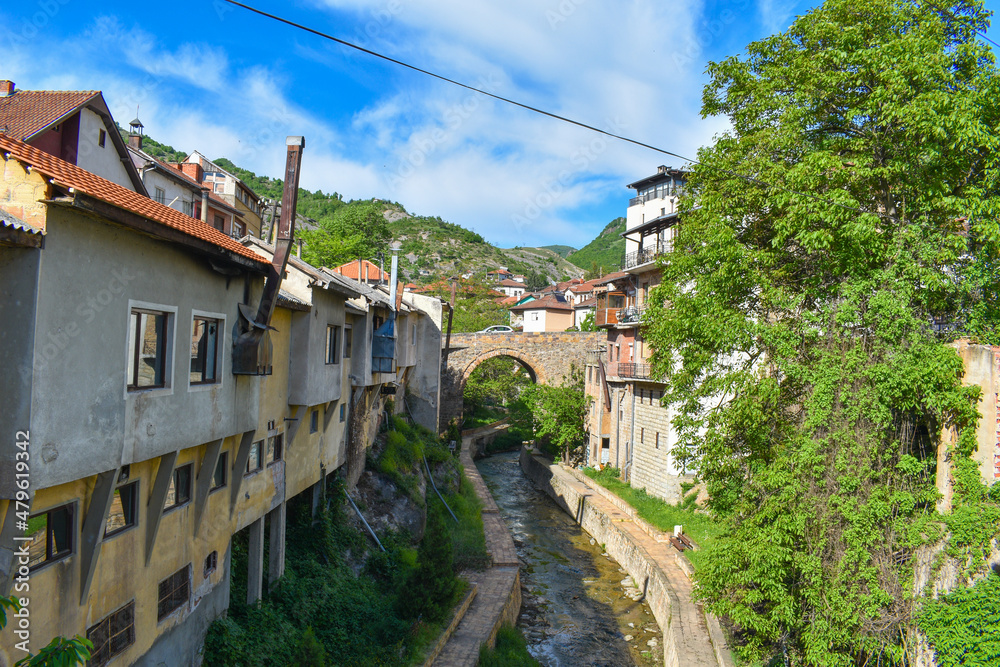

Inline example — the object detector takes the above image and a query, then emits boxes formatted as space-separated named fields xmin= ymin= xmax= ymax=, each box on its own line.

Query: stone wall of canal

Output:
xmin=520 ymin=447 xmax=733 ymax=667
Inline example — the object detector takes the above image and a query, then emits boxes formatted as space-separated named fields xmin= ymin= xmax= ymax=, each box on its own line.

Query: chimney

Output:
xmin=181 ymin=162 xmax=203 ymax=183
xmin=200 ymin=188 xmax=209 ymax=223
xmin=657 ymin=165 xmax=668 ymax=175
xmin=0 ymin=81 xmax=15 ymax=97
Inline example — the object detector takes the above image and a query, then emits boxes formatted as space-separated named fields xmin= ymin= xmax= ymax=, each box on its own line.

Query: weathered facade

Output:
xmin=0 ymin=129 xmax=444 ymax=666
xmin=584 ymin=166 xmax=693 ymax=502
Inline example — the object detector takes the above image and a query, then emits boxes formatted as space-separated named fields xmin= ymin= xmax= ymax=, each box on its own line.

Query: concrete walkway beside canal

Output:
xmin=430 ymin=439 xmax=521 ymax=666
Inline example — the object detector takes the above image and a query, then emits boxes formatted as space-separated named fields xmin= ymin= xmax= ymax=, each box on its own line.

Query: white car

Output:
xmin=478 ymin=325 xmax=514 ymax=333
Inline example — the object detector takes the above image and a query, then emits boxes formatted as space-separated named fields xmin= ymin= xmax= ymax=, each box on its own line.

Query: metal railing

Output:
xmin=616 ymin=362 xmax=651 ymax=379
xmin=627 ymin=187 xmax=684 ymax=207
xmin=617 ymin=306 xmax=644 ymax=325
xmin=622 ymin=241 xmax=670 ymax=270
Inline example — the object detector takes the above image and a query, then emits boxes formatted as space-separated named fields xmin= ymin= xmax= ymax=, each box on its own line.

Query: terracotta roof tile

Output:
xmin=0 ymin=133 xmax=268 ymax=265
xmin=331 ymin=259 xmax=388 ymax=281
xmin=0 ymin=90 xmax=100 ymax=141
xmin=510 ymin=294 xmax=574 ymax=312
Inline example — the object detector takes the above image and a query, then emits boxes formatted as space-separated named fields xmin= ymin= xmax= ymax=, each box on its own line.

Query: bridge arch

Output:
xmin=440 ymin=331 xmax=603 ymax=432
xmin=460 ymin=347 xmax=548 ymax=388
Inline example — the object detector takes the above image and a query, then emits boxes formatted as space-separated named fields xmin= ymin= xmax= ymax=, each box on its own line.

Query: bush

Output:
xmin=478 ymin=625 xmax=541 ymax=666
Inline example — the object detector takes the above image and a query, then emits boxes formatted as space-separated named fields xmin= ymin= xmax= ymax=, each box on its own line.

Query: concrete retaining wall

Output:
xmin=520 ymin=447 xmax=730 ymax=667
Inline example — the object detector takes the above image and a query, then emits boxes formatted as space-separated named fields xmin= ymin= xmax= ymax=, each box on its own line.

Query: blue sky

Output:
xmin=3 ymin=0 xmax=998 ymax=249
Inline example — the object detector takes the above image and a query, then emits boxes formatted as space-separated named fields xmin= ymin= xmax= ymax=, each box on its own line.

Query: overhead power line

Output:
xmin=221 ymin=0 xmax=986 ymax=220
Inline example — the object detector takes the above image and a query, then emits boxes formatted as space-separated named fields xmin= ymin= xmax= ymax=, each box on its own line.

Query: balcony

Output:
xmin=628 ymin=186 xmax=684 ymax=207
xmin=622 ymin=240 xmax=669 ymax=271
xmin=617 ymin=362 xmax=651 ymax=379
xmin=596 ymin=306 xmax=643 ymax=328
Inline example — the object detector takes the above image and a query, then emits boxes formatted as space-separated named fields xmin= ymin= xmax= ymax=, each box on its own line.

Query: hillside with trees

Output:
xmin=565 ymin=217 xmax=626 ymax=276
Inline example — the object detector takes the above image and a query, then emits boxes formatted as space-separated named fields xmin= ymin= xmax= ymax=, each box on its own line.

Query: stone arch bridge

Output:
xmin=440 ymin=331 xmax=603 ymax=429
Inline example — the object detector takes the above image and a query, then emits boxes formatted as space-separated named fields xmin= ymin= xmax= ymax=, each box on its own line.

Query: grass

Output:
xmin=463 ymin=405 xmax=507 ymax=430
xmin=478 ymin=625 xmax=542 ymax=667
xmin=583 ymin=467 xmax=721 ymax=572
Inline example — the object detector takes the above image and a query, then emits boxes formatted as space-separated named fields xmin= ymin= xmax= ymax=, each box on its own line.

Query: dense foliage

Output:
xmin=463 ymin=356 xmax=533 ymax=419
xmin=565 ymin=217 xmax=626 ymax=275
xmin=643 ymin=1 xmax=1000 ymax=664
xmin=917 ymin=572 xmax=1000 ymax=666
xmin=205 ymin=418 xmax=486 ymax=665
xmin=522 ymin=366 xmax=589 ymax=463
xmin=299 ymin=200 xmax=392 ymax=269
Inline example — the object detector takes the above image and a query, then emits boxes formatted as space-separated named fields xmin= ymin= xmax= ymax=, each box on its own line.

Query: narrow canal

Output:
xmin=476 ymin=450 xmax=662 ymax=667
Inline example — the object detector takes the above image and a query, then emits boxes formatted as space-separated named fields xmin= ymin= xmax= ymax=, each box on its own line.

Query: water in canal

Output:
xmin=476 ymin=451 xmax=662 ymax=667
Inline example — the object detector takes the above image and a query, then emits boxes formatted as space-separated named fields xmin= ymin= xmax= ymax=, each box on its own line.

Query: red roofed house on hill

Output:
xmin=0 ymin=80 xmax=146 ymax=193
xmin=331 ymin=258 xmax=389 ymax=285
xmin=509 ymin=293 xmax=575 ymax=333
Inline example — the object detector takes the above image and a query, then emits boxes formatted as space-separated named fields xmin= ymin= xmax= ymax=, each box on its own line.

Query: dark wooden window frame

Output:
xmin=87 ymin=599 xmax=135 ymax=666
xmin=26 ymin=503 xmax=74 ymax=571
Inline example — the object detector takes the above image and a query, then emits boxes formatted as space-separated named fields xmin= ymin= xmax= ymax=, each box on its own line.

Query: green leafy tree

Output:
xmin=301 ymin=201 xmax=391 ymax=268
xmin=525 ymin=366 xmax=589 ymax=463
xmin=0 ymin=596 xmax=92 ymax=666
xmin=524 ymin=271 xmax=549 ymax=291
xmin=643 ymin=1 xmax=1000 ymax=664
xmin=463 ymin=356 xmax=533 ymax=418
xmin=565 ymin=312 xmax=595 ymax=332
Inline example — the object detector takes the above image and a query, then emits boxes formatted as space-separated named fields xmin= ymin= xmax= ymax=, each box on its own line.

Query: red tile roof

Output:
xmin=331 ymin=259 xmax=388 ymax=281
xmin=510 ymin=294 xmax=574 ymax=312
xmin=0 ymin=90 xmax=100 ymax=141
xmin=0 ymin=133 xmax=268 ymax=264
xmin=498 ymin=279 xmax=525 ymax=287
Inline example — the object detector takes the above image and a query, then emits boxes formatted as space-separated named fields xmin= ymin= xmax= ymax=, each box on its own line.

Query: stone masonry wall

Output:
xmin=440 ymin=331 xmax=603 ymax=430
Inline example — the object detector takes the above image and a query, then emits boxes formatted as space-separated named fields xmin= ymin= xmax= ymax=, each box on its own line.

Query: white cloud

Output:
xmin=4 ymin=0 xmax=734 ymax=249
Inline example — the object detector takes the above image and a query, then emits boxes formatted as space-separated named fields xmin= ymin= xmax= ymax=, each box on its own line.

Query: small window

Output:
xmin=655 ymin=433 xmax=660 ymax=449
xmin=87 ymin=600 xmax=134 ymax=666
xmin=213 ymin=215 xmax=225 ymax=231
xmin=98 ymin=129 xmax=106 ymax=148
xmin=211 ymin=452 xmax=227 ymax=491
xmin=640 ymin=428 xmax=644 ymax=443
xmin=232 ymin=220 xmax=246 ymax=238
xmin=343 ymin=325 xmax=352 ymax=359
xmin=128 ymin=309 xmax=169 ymax=390
xmin=310 ymin=410 xmax=319 ymax=434
xmin=326 ymin=325 xmax=340 ymax=365
xmin=157 ymin=565 xmax=190 ymax=621
xmin=182 ymin=200 xmax=194 ymax=217
xmin=190 ymin=317 xmax=220 ymax=385
xmin=339 ymin=404 xmax=346 ymax=423
xmin=267 ymin=434 xmax=283 ymax=464
xmin=105 ymin=481 xmax=139 ymax=538
xmin=204 ymin=551 xmax=218 ymax=577
xmin=245 ymin=440 xmax=263 ymax=475
xmin=154 ymin=187 xmax=166 ymax=205
xmin=164 ymin=464 xmax=192 ymax=510
xmin=411 ymin=323 xmax=416 ymax=345
xmin=24 ymin=504 xmax=73 ymax=570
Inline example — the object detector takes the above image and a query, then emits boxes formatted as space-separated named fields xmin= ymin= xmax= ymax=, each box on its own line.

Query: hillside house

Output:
xmin=181 ymin=151 xmax=263 ymax=238
xmin=510 ymin=293 xmax=574 ymax=333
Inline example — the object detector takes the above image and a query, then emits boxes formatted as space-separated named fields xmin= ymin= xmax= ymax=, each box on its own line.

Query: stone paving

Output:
xmin=431 ymin=441 xmax=521 ymax=666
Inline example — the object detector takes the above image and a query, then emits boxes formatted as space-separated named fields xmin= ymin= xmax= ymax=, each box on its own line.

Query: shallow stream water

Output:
xmin=476 ymin=451 xmax=661 ymax=667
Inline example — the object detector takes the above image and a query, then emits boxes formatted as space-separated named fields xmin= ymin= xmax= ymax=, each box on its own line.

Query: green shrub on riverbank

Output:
xmin=478 ymin=625 xmax=542 ymax=667
xmin=583 ymin=467 xmax=720 ymax=571
xmin=205 ymin=417 xmax=489 ymax=665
